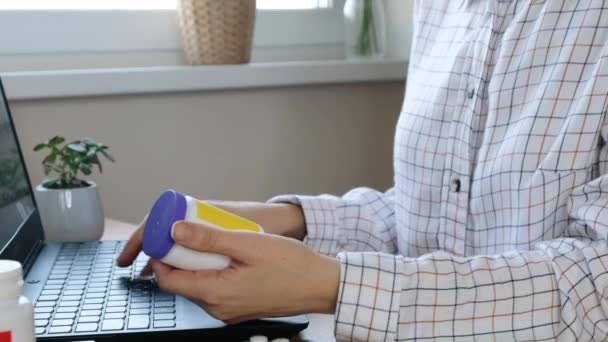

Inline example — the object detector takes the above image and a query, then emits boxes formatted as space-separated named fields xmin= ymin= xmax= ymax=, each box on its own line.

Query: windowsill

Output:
xmin=1 ymin=59 xmax=407 ymax=101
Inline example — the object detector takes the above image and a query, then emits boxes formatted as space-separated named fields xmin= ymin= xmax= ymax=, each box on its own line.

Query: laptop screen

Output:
xmin=0 ymin=79 xmax=43 ymax=266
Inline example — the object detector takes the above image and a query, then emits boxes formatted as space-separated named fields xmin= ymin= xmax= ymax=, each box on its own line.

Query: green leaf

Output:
xmin=42 ymin=178 xmax=60 ymax=188
xmin=42 ymin=153 xmax=57 ymax=165
xmin=67 ymin=143 xmax=86 ymax=153
xmin=90 ymin=155 xmax=103 ymax=173
xmin=86 ymin=148 xmax=97 ymax=158
xmin=44 ymin=163 xmax=63 ymax=173
xmin=82 ymin=137 xmax=96 ymax=146
xmin=80 ymin=165 xmax=92 ymax=175
xmin=100 ymin=149 xmax=115 ymax=162
xmin=33 ymin=143 xmax=47 ymax=151
xmin=48 ymin=136 xmax=65 ymax=146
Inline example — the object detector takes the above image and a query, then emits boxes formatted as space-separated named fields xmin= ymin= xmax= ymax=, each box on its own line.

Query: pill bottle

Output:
xmin=0 ymin=260 xmax=35 ymax=342
xmin=142 ymin=190 xmax=263 ymax=270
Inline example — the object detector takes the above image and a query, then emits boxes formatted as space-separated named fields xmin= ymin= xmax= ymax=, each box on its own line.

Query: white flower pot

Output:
xmin=34 ymin=182 xmax=104 ymax=242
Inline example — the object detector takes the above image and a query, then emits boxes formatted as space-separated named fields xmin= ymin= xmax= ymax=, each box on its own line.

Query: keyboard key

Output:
xmin=91 ymin=276 xmax=110 ymax=282
xmin=46 ymin=279 xmax=65 ymax=285
xmin=49 ymin=326 xmax=71 ymax=334
xmin=35 ymin=301 xmax=56 ymax=307
xmin=84 ymin=298 xmax=104 ymax=304
xmin=108 ymin=295 xmax=127 ymax=302
xmin=57 ymin=307 xmax=78 ymax=313
xmin=35 ymin=313 xmax=51 ymax=320
xmin=75 ymin=323 xmax=98 ymax=332
xmin=111 ymin=284 xmax=129 ymax=291
xmin=72 ymin=267 xmax=91 ymax=272
xmin=61 ymin=295 xmax=82 ymax=301
xmin=55 ymin=260 xmax=72 ymax=265
xmin=129 ymin=308 xmax=150 ymax=315
xmin=67 ymin=280 xmax=86 ymax=285
xmin=105 ymin=312 xmax=125 ymax=319
xmin=43 ymin=284 xmax=63 ymax=290
xmin=106 ymin=306 xmax=126 ymax=313
xmin=154 ymin=313 xmax=175 ymax=320
xmin=35 ymin=307 xmax=54 ymax=313
xmin=41 ymin=290 xmax=61 ymax=296
xmin=154 ymin=301 xmax=174 ymax=308
xmin=71 ymin=270 xmax=90 ymax=275
xmin=35 ymin=327 xmax=46 ymax=335
xmin=132 ymin=291 xmax=150 ymax=297
xmin=153 ymin=320 xmax=175 ymax=328
xmin=82 ymin=304 xmax=103 ymax=311
xmin=80 ymin=310 xmax=102 ymax=317
xmin=69 ymin=275 xmax=88 ymax=280
xmin=35 ymin=319 xmax=49 ymax=327
xmin=51 ymin=319 xmax=74 ymax=326
xmin=59 ymin=301 xmax=80 ymax=307
xmin=50 ymin=269 xmax=69 ymax=274
xmin=131 ymin=297 xmax=150 ymax=303
xmin=54 ymin=313 xmax=76 ymax=320
xmin=86 ymin=292 xmax=106 ymax=299
xmin=107 ymin=301 xmax=127 ymax=307
xmin=127 ymin=315 xmax=150 ymax=329
xmin=101 ymin=319 xmax=124 ymax=331
xmin=154 ymin=307 xmax=175 ymax=314
xmin=110 ymin=290 xmax=129 ymax=296
xmin=87 ymin=287 xmax=106 ymax=293
xmin=48 ymin=274 xmax=67 ymax=280
xmin=78 ymin=316 xmax=100 ymax=323
xmin=65 ymin=285 xmax=85 ymax=291
xmin=154 ymin=295 xmax=174 ymax=302
xmin=63 ymin=290 xmax=84 ymax=296
xmin=90 ymin=281 xmax=109 ymax=287
xmin=131 ymin=302 xmax=150 ymax=309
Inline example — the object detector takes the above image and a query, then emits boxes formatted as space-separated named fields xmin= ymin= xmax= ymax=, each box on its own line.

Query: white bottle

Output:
xmin=142 ymin=190 xmax=264 ymax=271
xmin=0 ymin=260 xmax=35 ymax=342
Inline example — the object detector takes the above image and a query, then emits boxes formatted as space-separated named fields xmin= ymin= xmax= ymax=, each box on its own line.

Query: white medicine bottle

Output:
xmin=0 ymin=260 xmax=35 ymax=342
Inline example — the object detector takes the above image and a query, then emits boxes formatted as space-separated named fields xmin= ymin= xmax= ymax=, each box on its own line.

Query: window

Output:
xmin=0 ymin=0 xmax=345 ymax=70
xmin=0 ymin=0 xmax=333 ymax=10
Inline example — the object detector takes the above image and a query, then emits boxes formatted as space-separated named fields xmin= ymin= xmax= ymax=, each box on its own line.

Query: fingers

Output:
xmin=139 ymin=260 xmax=153 ymax=276
xmin=171 ymin=221 xmax=260 ymax=261
xmin=150 ymin=259 xmax=218 ymax=298
xmin=116 ymin=217 xmax=146 ymax=267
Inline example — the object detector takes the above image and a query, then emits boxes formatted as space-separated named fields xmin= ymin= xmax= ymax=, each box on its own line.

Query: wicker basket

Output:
xmin=177 ymin=0 xmax=257 ymax=65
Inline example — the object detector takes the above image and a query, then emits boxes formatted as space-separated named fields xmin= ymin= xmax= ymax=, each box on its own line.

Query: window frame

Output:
xmin=0 ymin=1 xmax=346 ymax=58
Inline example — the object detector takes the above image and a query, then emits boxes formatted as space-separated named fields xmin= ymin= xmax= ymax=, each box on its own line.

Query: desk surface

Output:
xmin=102 ymin=218 xmax=335 ymax=342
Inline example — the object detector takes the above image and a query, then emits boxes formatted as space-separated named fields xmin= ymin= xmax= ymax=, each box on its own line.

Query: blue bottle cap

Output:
xmin=142 ymin=190 xmax=187 ymax=259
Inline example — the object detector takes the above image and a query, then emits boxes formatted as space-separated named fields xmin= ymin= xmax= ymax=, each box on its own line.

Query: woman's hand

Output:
xmin=150 ymin=221 xmax=340 ymax=324
xmin=116 ymin=201 xmax=307 ymax=271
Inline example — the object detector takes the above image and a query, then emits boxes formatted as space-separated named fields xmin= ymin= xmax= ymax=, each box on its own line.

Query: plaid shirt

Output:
xmin=272 ymin=0 xmax=608 ymax=341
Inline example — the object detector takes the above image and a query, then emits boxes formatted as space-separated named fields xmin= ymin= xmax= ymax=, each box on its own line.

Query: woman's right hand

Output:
xmin=115 ymin=201 xmax=306 ymax=269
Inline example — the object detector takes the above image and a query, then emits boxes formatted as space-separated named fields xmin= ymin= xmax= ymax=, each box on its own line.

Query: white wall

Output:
xmin=11 ymin=82 xmax=404 ymax=223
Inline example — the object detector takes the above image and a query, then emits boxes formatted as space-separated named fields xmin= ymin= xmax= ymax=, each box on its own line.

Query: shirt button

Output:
xmin=466 ymin=87 xmax=475 ymax=99
xmin=450 ymin=177 xmax=461 ymax=193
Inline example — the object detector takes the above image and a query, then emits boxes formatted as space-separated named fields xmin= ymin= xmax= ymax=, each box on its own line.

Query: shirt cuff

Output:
xmin=268 ymin=194 xmax=345 ymax=256
xmin=334 ymin=252 xmax=402 ymax=341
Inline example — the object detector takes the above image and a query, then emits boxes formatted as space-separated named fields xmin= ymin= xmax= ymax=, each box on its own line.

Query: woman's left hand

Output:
xmin=150 ymin=221 xmax=340 ymax=324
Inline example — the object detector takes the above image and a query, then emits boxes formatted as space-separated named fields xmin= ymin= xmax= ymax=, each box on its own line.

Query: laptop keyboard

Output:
xmin=33 ymin=241 xmax=177 ymax=336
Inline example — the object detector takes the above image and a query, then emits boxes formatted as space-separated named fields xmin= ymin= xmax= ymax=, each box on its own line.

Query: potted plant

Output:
xmin=33 ymin=136 xmax=114 ymax=242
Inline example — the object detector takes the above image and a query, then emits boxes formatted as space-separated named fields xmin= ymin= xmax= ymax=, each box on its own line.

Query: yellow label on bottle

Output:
xmin=196 ymin=200 xmax=262 ymax=233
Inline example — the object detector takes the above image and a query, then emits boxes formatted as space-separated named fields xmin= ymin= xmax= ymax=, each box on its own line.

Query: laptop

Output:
xmin=0 ymin=78 xmax=308 ymax=341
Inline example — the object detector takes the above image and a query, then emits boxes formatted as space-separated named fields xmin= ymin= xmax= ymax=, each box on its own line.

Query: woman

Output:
xmin=118 ymin=1 xmax=608 ymax=340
